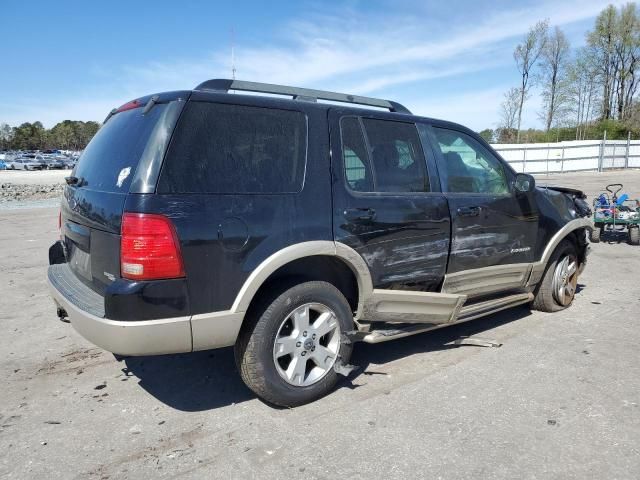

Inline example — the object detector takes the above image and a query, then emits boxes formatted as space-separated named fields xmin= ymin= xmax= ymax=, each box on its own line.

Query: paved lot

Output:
xmin=1 ymin=171 xmax=639 ymax=479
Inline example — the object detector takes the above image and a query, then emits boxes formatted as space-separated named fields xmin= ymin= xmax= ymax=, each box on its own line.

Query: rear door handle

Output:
xmin=344 ymin=207 xmax=376 ymax=222
xmin=457 ymin=206 xmax=481 ymax=217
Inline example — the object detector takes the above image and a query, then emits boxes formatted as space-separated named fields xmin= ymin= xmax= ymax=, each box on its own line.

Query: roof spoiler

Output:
xmin=194 ymin=79 xmax=412 ymax=114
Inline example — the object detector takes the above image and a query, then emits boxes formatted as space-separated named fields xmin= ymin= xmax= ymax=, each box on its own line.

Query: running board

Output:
xmin=359 ymin=292 xmax=533 ymax=344
xmin=457 ymin=292 xmax=533 ymax=321
xmin=362 ymin=289 xmax=467 ymax=324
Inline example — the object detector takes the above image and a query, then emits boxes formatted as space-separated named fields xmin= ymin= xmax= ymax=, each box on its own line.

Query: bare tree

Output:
xmin=567 ymin=48 xmax=601 ymax=139
xmin=496 ymin=87 xmax=521 ymax=143
xmin=500 ymin=87 xmax=521 ymax=129
xmin=514 ymin=20 xmax=549 ymax=142
xmin=539 ymin=26 xmax=571 ymax=131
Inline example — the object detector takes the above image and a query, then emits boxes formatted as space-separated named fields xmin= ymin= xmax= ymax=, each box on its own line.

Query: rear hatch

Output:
xmin=61 ymin=91 xmax=188 ymax=294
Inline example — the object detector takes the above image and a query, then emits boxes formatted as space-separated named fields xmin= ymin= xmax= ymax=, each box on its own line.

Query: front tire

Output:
xmin=590 ymin=225 xmax=602 ymax=243
xmin=629 ymin=227 xmax=640 ymax=246
xmin=235 ymin=281 xmax=354 ymax=407
xmin=532 ymin=240 xmax=580 ymax=313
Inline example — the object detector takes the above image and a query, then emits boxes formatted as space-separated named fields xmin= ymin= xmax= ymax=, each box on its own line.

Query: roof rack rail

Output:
xmin=194 ymin=79 xmax=412 ymax=114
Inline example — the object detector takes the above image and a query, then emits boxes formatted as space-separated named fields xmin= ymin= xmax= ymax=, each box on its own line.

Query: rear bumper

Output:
xmin=48 ymin=264 xmax=192 ymax=355
xmin=47 ymin=264 xmax=242 ymax=356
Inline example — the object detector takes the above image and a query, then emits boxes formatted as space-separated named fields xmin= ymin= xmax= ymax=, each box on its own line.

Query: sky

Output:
xmin=0 ymin=0 xmax=625 ymax=131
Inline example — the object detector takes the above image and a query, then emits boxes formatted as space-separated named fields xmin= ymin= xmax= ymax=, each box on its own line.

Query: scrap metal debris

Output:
xmin=450 ymin=336 xmax=503 ymax=348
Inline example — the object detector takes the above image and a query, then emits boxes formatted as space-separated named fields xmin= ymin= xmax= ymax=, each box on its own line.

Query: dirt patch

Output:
xmin=35 ymin=348 xmax=105 ymax=376
xmin=0 ymin=183 xmax=64 ymax=202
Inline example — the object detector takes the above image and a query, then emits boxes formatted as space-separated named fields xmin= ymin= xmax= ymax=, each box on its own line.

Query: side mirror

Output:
xmin=514 ymin=173 xmax=535 ymax=194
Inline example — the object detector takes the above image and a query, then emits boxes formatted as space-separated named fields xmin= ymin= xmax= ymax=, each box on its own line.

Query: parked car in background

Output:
xmin=58 ymin=156 xmax=76 ymax=169
xmin=0 ymin=160 xmax=7 ymax=170
xmin=44 ymin=157 xmax=66 ymax=169
xmin=7 ymin=158 xmax=46 ymax=170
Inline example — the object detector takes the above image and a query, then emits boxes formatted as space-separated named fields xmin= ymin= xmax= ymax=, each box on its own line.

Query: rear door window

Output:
xmin=158 ymin=102 xmax=307 ymax=194
xmin=74 ymin=104 xmax=168 ymax=193
xmin=340 ymin=117 xmax=429 ymax=193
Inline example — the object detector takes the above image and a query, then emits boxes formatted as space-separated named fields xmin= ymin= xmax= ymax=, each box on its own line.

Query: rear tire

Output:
xmin=532 ymin=240 xmax=579 ymax=313
xmin=590 ymin=225 xmax=602 ymax=243
xmin=629 ymin=227 xmax=640 ymax=246
xmin=235 ymin=281 xmax=354 ymax=407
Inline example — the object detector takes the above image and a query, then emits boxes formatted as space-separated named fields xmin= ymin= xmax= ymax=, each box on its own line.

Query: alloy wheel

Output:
xmin=551 ymin=253 xmax=578 ymax=306
xmin=272 ymin=303 xmax=341 ymax=387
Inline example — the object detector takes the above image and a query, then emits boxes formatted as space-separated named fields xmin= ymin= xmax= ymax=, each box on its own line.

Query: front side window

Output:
xmin=159 ymin=102 xmax=307 ymax=194
xmin=340 ymin=117 xmax=429 ymax=193
xmin=433 ymin=128 xmax=509 ymax=194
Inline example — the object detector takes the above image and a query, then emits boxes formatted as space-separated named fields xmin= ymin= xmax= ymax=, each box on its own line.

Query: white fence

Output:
xmin=491 ymin=139 xmax=640 ymax=174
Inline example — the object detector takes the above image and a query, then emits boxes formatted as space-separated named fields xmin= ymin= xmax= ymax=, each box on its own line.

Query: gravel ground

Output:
xmin=0 ymin=171 xmax=639 ymax=479
xmin=0 ymin=170 xmax=67 ymax=203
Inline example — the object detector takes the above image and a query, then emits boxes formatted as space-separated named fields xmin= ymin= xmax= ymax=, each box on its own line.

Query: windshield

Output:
xmin=74 ymin=104 xmax=168 ymax=193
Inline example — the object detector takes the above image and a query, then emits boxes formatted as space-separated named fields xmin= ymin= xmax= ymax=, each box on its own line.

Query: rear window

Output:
xmin=157 ymin=102 xmax=307 ymax=194
xmin=74 ymin=104 xmax=168 ymax=193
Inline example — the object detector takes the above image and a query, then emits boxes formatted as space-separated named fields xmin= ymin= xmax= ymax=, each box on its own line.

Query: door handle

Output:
xmin=344 ymin=207 xmax=376 ymax=222
xmin=457 ymin=206 xmax=481 ymax=217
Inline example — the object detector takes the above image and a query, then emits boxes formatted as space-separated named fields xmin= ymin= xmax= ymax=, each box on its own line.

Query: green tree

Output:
xmin=478 ymin=129 xmax=495 ymax=143
xmin=0 ymin=123 xmax=13 ymax=149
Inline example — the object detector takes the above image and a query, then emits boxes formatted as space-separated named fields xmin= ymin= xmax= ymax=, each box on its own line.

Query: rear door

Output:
xmin=424 ymin=125 xmax=539 ymax=297
xmin=61 ymin=93 xmax=187 ymax=294
xmin=329 ymin=109 xmax=450 ymax=293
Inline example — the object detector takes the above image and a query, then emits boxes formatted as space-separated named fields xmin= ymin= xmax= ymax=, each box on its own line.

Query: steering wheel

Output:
xmin=606 ymin=184 xmax=623 ymax=195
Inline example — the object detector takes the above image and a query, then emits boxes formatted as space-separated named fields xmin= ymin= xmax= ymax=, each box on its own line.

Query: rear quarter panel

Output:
xmin=126 ymin=104 xmax=332 ymax=315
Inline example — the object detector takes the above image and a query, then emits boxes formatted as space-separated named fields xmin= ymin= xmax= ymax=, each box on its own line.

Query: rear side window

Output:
xmin=158 ymin=102 xmax=307 ymax=194
xmin=341 ymin=118 xmax=374 ymax=192
xmin=340 ymin=117 xmax=429 ymax=193
xmin=74 ymin=104 xmax=168 ymax=193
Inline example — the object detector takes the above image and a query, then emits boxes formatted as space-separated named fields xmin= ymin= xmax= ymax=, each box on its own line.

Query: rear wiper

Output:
xmin=64 ymin=176 xmax=84 ymax=186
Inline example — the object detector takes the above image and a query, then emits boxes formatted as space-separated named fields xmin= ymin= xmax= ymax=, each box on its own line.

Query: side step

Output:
xmin=457 ymin=292 xmax=533 ymax=321
xmin=358 ymin=292 xmax=533 ymax=344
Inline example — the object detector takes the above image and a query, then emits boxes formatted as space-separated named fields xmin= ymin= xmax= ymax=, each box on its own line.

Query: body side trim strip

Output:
xmin=362 ymin=289 xmax=467 ymax=324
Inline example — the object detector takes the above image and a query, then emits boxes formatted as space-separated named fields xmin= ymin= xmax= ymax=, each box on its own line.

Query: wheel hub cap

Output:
xmin=273 ymin=303 xmax=341 ymax=387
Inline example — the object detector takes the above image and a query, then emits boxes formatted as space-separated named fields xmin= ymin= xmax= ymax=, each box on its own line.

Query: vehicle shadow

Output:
xmin=601 ymin=230 xmax=632 ymax=244
xmin=122 ymin=347 xmax=254 ymax=412
xmin=123 ymin=305 xmax=533 ymax=411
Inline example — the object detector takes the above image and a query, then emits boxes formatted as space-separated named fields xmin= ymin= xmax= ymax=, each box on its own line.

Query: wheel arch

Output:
xmin=230 ymin=241 xmax=373 ymax=320
xmin=529 ymin=217 xmax=592 ymax=286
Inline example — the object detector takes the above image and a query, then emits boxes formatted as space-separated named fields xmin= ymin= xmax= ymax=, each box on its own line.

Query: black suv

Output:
xmin=48 ymin=79 xmax=593 ymax=406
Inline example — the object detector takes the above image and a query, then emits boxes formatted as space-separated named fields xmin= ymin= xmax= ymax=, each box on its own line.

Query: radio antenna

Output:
xmin=230 ymin=27 xmax=237 ymax=80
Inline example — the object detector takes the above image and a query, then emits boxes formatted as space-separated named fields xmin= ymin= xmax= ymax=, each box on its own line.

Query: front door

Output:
xmin=425 ymin=125 xmax=539 ymax=297
xmin=329 ymin=109 xmax=450 ymax=293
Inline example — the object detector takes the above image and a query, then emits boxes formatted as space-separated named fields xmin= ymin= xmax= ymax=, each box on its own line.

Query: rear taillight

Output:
xmin=120 ymin=213 xmax=185 ymax=281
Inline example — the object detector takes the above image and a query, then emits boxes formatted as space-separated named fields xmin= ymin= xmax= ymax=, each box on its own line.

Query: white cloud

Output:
xmin=2 ymin=0 xmax=626 ymax=128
